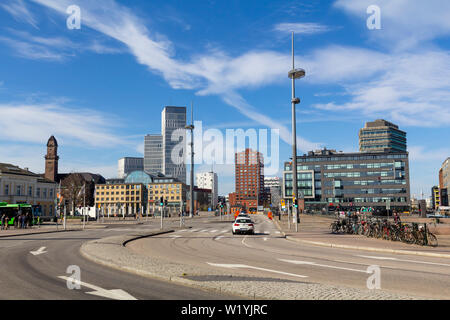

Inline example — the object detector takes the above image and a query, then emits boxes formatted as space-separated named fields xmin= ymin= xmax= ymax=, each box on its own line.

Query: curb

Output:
xmin=0 ymin=225 xmax=107 ymax=238
xmin=285 ymin=236 xmax=450 ymax=259
xmin=0 ymin=228 xmax=80 ymax=238
xmin=79 ymin=229 xmax=258 ymax=300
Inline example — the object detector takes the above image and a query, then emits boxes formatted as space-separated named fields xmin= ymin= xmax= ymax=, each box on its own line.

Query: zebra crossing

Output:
xmin=175 ymin=227 xmax=278 ymax=236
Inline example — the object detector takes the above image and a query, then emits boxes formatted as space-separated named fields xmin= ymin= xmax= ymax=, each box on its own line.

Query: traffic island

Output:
xmin=80 ymin=229 xmax=427 ymax=300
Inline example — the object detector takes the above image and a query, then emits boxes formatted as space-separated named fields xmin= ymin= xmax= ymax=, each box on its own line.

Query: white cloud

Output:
xmin=0 ymin=103 xmax=126 ymax=147
xmin=274 ymin=22 xmax=331 ymax=35
xmin=311 ymin=49 xmax=450 ymax=127
xmin=0 ymin=0 xmax=38 ymax=29
xmin=0 ymin=30 xmax=121 ymax=61
xmin=334 ymin=0 xmax=450 ymax=50
xmin=30 ymin=0 xmax=321 ymax=151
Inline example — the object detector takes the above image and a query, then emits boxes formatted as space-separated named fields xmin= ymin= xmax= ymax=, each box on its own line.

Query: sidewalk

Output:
xmin=0 ymin=223 xmax=105 ymax=238
xmin=273 ymin=214 xmax=450 ymax=258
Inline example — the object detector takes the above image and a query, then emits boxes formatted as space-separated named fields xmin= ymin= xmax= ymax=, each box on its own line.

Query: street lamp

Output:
xmin=185 ymin=103 xmax=195 ymax=218
xmin=288 ymin=31 xmax=305 ymax=233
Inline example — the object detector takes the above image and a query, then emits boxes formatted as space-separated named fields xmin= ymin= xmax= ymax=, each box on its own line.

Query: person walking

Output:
xmin=1 ymin=214 xmax=5 ymax=230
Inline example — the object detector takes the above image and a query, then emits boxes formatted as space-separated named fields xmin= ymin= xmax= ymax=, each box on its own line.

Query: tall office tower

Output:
xmin=144 ymin=134 xmax=163 ymax=175
xmin=234 ymin=148 xmax=264 ymax=211
xmin=118 ymin=157 xmax=144 ymax=179
xmin=162 ymin=106 xmax=187 ymax=184
xmin=196 ymin=172 xmax=218 ymax=207
xmin=359 ymin=119 xmax=407 ymax=153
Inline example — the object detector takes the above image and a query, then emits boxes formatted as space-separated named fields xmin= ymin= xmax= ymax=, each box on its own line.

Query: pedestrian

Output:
xmin=4 ymin=216 xmax=9 ymax=230
xmin=1 ymin=214 xmax=5 ymax=230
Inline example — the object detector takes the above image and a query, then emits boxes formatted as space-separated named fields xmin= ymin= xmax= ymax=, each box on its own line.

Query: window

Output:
xmin=28 ymin=186 xmax=33 ymax=196
xmin=36 ymin=188 xmax=40 ymax=197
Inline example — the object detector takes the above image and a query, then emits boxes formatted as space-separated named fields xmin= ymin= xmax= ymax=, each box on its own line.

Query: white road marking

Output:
xmin=199 ymin=229 xmax=209 ymax=233
xmin=210 ymin=229 xmax=218 ymax=233
xmin=215 ymin=236 xmax=225 ymax=240
xmin=57 ymin=276 xmax=137 ymax=300
xmin=279 ymin=259 xmax=367 ymax=273
xmin=30 ymin=247 xmax=47 ymax=256
xmin=220 ymin=229 xmax=228 ymax=234
xmin=356 ymin=255 xmax=450 ymax=267
xmin=190 ymin=229 xmax=200 ymax=232
xmin=169 ymin=235 xmax=181 ymax=238
xmin=207 ymin=263 xmax=308 ymax=278
xmin=263 ymin=237 xmax=268 ymax=241
xmin=275 ymin=231 xmax=281 ymax=234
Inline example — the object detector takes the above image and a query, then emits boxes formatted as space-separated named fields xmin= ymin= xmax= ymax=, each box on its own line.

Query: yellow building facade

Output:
xmin=95 ymin=183 xmax=144 ymax=216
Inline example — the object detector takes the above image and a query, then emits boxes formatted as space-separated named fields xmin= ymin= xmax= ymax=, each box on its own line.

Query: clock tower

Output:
xmin=45 ymin=135 xmax=59 ymax=182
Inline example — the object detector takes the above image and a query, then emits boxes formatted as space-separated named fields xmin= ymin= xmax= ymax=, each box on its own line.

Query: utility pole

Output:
xmin=288 ymin=31 xmax=305 ymax=233
xmin=185 ymin=102 xmax=195 ymax=218
xmin=82 ymin=183 xmax=86 ymax=229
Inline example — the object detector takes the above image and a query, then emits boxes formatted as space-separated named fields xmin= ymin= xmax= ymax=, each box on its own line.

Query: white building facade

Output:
xmin=0 ymin=163 xmax=57 ymax=216
xmin=196 ymin=172 xmax=218 ymax=207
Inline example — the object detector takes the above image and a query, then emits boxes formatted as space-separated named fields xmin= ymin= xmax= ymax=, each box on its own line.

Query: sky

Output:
xmin=0 ymin=0 xmax=449 ymax=197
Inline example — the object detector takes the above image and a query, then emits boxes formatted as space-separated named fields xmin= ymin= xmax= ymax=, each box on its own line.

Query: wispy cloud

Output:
xmin=334 ymin=0 xmax=450 ymax=50
xmin=30 ymin=0 xmax=321 ymax=152
xmin=0 ymin=103 xmax=127 ymax=148
xmin=274 ymin=22 xmax=332 ymax=35
xmin=0 ymin=29 xmax=122 ymax=61
xmin=0 ymin=0 xmax=38 ymax=29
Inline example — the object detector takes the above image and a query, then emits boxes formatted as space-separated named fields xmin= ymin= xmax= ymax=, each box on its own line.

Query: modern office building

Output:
xmin=234 ymin=148 xmax=264 ymax=211
xmin=282 ymin=148 xmax=411 ymax=214
xmin=144 ymin=134 xmax=163 ymax=175
xmin=118 ymin=157 xmax=144 ymax=179
xmin=359 ymin=119 xmax=407 ymax=153
xmin=162 ymin=106 xmax=187 ymax=184
xmin=439 ymin=158 xmax=450 ymax=207
xmin=0 ymin=163 xmax=58 ymax=216
xmin=196 ymin=171 xmax=218 ymax=207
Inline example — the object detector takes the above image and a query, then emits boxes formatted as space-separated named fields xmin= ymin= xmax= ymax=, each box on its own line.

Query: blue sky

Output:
xmin=0 ymin=0 xmax=449 ymax=197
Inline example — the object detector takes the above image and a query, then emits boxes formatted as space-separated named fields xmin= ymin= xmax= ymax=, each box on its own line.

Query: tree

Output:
xmin=61 ymin=173 xmax=86 ymax=214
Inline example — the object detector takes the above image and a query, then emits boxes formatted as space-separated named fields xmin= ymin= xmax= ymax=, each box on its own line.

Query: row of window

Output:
xmin=96 ymin=197 xmax=140 ymax=202
xmin=2 ymin=184 xmax=54 ymax=198
xmin=292 ymin=154 xmax=408 ymax=164
xmin=326 ymin=197 xmax=408 ymax=203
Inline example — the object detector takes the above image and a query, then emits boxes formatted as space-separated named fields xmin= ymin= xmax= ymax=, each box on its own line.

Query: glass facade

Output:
xmin=162 ymin=107 xmax=186 ymax=184
xmin=283 ymin=150 xmax=410 ymax=212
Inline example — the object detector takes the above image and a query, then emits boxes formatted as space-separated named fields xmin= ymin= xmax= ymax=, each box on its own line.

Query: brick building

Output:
xmin=233 ymin=148 xmax=264 ymax=212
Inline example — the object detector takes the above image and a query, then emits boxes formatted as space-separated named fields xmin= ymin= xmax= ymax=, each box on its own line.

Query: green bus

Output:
xmin=0 ymin=202 xmax=39 ymax=227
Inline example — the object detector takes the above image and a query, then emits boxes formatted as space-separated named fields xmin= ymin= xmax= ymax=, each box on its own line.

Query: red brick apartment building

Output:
xmin=230 ymin=148 xmax=264 ymax=212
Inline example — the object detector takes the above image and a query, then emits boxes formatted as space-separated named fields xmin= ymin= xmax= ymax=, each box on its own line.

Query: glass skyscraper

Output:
xmin=162 ymin=106 xmax=186 ymax=184
xmin=144 ymin=134 xmax=163 ymax=175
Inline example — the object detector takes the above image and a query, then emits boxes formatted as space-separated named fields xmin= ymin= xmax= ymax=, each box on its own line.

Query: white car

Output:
xmin=232 ymin=217 xmax=255 ymax=235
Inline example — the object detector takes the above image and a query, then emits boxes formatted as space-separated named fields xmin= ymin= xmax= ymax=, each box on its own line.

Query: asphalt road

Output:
xmin=128 ymin=214 xmax=450 ymax=299
xmin=0 ymin=221 xmax=239 ymax=300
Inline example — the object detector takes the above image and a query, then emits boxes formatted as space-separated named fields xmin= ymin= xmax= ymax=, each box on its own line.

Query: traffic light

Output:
xmin=164 ymin=199 xmax=168 ymax=206
xmin=160 ymin=197 xmax=164 ymax=206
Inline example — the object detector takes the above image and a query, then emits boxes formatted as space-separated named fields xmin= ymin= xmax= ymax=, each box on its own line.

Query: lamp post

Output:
xmin=288 ymin=31 xmax=305 ymax=233
xmin=185 ymin=102 xmax=195 ymax=218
